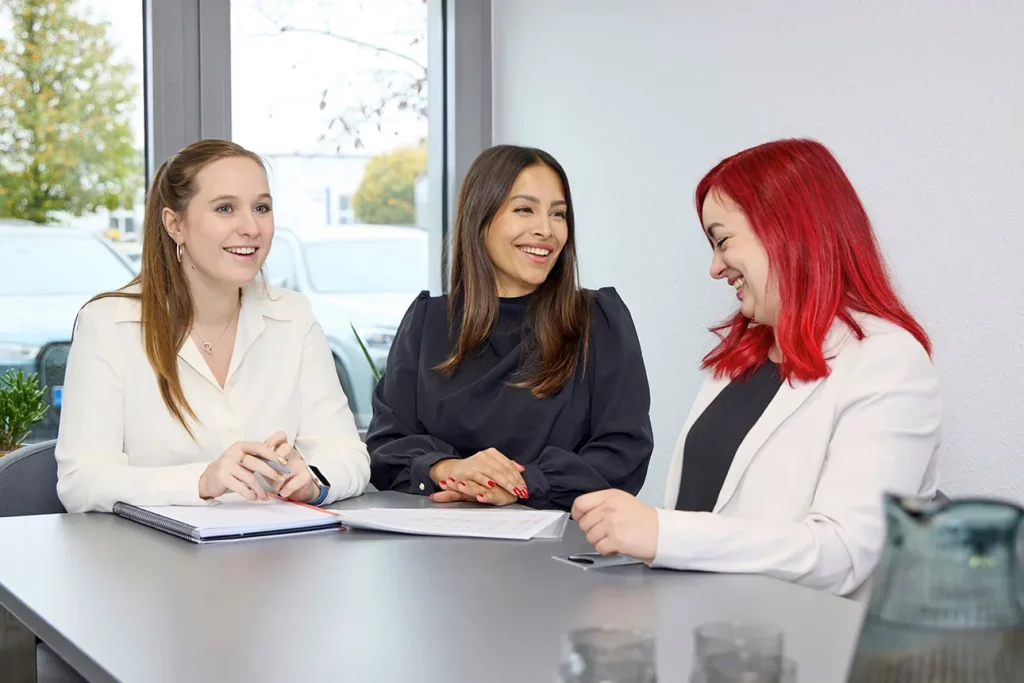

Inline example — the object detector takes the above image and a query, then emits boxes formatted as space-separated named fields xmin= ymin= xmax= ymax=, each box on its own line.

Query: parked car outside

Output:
xmin=264 ymin=225 xmax=430 ymax=430
xmin=0 ymin=222 xmax=138 ymax=442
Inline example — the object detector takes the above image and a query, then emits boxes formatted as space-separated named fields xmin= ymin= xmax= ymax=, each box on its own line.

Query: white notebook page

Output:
xmin=331 ymin=508 xmax=567 ymax=540
xmin=140 ymin=498 xmax=339 ymax=538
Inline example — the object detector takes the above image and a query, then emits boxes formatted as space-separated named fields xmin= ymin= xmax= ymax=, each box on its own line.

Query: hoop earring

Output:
xmin=176 ymin=242 xmax=183 ymax=263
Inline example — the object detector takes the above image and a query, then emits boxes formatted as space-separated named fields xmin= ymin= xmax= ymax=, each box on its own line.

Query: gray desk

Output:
xmin=0 ymin=492 xmax=865 ymax=682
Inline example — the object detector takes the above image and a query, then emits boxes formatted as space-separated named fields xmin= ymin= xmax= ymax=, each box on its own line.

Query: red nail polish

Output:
xmin=477 ymin=494 xmax=484 ymax=500
xmin=459 ymin=481 xmax=466 ymax=487
xmin=488 ymin=480 xmax=496 ymax=487
xmin=448 ymin=478 xmax=456 ymax=484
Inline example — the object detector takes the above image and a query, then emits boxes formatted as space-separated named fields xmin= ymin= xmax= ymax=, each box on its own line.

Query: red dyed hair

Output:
xmin=695 ymin=138 xmax=930 ymax=383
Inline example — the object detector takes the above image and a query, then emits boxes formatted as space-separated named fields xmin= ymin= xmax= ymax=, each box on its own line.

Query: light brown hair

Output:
xmin=437 ymin=145 xmax=592 ymax=398
xmin=86 ymin=139 xmax=266 ymax=434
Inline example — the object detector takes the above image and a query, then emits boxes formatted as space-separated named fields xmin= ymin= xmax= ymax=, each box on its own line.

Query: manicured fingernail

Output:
xmin=448 ymin=478 xmax=456 ymax=484
xmin=487 ymin=480 xmax=496 ymax=487
xmin=459 ymin=481 xmax=466 ymax=487
xmin=476 ymin=494 xmax=484 ymax=500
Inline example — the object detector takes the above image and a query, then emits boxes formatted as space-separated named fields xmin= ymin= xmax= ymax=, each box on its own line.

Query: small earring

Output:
xmin=176 ymin=242 xmax=183 ymax=263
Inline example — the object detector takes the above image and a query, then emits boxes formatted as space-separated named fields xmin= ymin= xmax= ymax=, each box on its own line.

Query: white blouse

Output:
xmin=55 ymin=282 xmax=370 ymax=512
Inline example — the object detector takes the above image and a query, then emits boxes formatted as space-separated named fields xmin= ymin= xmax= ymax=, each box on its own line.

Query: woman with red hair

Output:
xmin=571 ymin=139 xmax=941 ymax=598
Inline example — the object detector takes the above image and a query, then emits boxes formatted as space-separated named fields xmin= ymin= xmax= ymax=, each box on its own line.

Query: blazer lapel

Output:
xmin=711 ymin=319 xmax=858 ymax=512
xmin=712 ymin=375 xmax=822 ymax=511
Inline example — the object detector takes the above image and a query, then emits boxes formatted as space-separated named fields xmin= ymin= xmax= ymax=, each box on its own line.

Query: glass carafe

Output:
xmin=846 ymin=494 xmax=1024 ymax=682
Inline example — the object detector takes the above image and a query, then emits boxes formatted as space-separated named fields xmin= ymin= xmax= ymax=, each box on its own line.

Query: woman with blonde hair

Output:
xmin=56 ymin=139 xmax=370 ymax=512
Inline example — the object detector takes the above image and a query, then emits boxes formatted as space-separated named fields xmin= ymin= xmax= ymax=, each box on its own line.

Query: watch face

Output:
xmin=309 ymin=464 xmax=331 ymax=488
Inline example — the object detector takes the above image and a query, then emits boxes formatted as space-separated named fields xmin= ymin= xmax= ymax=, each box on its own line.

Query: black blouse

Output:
xmin=366 ymin=288 xmax=654 ymax=511
xmin=675 ymin=360 xmax=783 ymax=513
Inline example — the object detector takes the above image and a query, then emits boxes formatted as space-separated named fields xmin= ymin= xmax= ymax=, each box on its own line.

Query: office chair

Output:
xmin=34 ymin=342 xmax=72 ymax=443
xmin=0 ymin=440 xmax=65 ymax=517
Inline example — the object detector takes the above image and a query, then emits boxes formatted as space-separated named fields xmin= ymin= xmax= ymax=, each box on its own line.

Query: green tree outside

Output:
xmin=0 ymin=0 xmax=141 ymax=224
xmin=353 ymin=144 xmax=426 ymax=225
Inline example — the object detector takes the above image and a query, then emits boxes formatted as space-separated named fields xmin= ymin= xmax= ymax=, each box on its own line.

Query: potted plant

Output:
xmin=0 ymin=369 xmax=49 ymax=456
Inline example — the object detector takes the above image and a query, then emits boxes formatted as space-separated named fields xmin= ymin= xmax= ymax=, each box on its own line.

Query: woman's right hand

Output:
xmin=429 ymin=448 xmax=529 ymax=503
xmin=198 ymin=442 xmax=289 ymax=502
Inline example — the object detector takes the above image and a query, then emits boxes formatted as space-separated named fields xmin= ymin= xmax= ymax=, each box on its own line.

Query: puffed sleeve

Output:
xmin=520 ymin=287 xmax=654 ymax=510
xmin=366 ymin=292 xmax=460 ymax=494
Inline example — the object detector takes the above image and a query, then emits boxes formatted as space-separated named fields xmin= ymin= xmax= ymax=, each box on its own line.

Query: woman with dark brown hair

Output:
xmin=367 ymin=145 xmax=653 ymax=511
xmin=55 ymin=139 xmax=370 ymax=512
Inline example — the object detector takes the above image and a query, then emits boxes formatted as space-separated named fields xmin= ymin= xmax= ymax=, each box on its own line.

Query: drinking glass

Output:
xmin=694 ymin=622 xmax=784 ymax=662
xmin=558 ymin=626 xmax=657 ymax=683
xmin=698 ymin=654 xmax=797 ymax=683
xmin=690 ymin=622 xmax=790 ymax=683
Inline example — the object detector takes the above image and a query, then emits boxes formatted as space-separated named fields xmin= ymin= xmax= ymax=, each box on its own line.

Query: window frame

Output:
xmin=146 ymin=0 xmax=494 ymax=295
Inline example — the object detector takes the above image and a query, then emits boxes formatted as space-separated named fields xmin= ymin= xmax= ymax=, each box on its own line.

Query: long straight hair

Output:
xmin=437 ymin=145 xmax=592 ymax=398
xmin=86 ymin=139 xmax=266 ymax=434
xmin=695 ymin=138 xmax=931 ymax=382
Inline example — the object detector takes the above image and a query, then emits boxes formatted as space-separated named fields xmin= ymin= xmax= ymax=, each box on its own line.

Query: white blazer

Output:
xmin=55 ymin=282 xmax=370 ymax=513
xmin=652 ymin=314 xmax=941 ymax=599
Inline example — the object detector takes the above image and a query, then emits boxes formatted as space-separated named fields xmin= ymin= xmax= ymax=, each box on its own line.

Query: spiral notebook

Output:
xmin=112 ymin=497 xmax=342 ymax=543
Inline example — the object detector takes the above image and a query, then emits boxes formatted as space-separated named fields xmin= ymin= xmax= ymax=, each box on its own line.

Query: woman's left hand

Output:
xmin=571 ymin=489 xmax=659 ymax=562
xmin=263 ymin=432 xmax=319 ymax=503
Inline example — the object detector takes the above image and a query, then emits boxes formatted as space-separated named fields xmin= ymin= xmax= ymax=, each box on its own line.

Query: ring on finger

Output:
xmin=238 ymin=453 xmax=246 ymax=464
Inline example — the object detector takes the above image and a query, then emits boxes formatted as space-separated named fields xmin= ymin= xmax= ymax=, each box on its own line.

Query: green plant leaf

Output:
xmin=0 ymin=0 xmax=143 ymax=224
xmin=352 ymin=144 xmax=426 ymax=225
xmin=350 ymin=323 xmax=382 ymax=383
xmin=0 ymin=368 xmax=49 ymax=451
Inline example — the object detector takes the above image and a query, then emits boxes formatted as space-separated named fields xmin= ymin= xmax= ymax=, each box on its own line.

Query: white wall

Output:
xmin=492 ymin=0 xmax=1024 ymax=505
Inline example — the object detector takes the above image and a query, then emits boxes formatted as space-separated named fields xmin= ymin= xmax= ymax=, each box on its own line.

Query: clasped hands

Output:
xmin=428 ymin=447 xmax=529 ymax=506
xmin=198 ymin=431 xmax=319 ymax=503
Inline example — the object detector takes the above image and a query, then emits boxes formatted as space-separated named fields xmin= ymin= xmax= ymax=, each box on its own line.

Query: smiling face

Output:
xmin=702 ymin=189 xmax=778 ymax=325
xmin=484 ymin=164 xmax=568 ymax=298
xmin=162 ymin=156 xmax=273 ymax=290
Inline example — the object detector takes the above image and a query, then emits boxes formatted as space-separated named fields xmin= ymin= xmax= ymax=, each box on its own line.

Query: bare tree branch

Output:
xmin=274 ymin=25 xmax=426 ymax=74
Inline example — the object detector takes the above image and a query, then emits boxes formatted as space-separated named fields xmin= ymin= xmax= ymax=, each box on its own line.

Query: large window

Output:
xmin=0 ymin=0 xmax=145 ymax=444
xmin=231 ymin=0 xmax=432 ymax=428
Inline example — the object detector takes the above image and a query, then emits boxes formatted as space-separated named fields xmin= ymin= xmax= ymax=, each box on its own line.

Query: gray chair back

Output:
xmin=34 ymin=342 xmax=72 ymax=442
xmin=0 ymin=440 xmax=65 ymax=517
